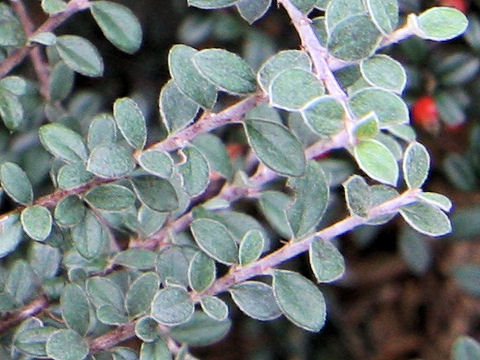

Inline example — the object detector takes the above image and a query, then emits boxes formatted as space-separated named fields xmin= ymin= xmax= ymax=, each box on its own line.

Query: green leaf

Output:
xmin=239 ymin=229 xmax=264 ymax=266
xmin=272 ymin=270 xmax=326 ymax=332
xmin=0 ymin=4 xmax=26 ymax=46
xmin=156 ymin=246 xmax=193 ymax=287
xmin=236 ymin=0 xmax=271 ymax=24
xmin=190 ymin=219 xmax=238 ymax=265
xmin=112 ymin=347 xmax=138 ymax=360
xmin=97 ymin=304 xmax=128 ymax=325
xmin=39 ymin=123 xmax=88 ymax=163
xmin=85 ymin=184 xmax=135 ymax=212
xmin=353 ymin=139 xmax=399 ymax=186
xmin=114 ymin=249 xmax=156 ymax=270
xmin=192 ymin=134 xmax=233 ymax=180
xmin=28 ymin=242 xmax=61 ymax=280
xmin=14 ymin=326 xmax=56 ymax=358
xmin=169 ymin=311 xmax=231 ymax=346
xmin=159 ymin=80 xmax=199 ymax=134
xmin=291 ymin=0 xmax=316 ymax=13
xmin=6 ymin=261 xmax=38 ymax=304
xmin=193 ymin=49 xmax=256 ymax=94
xmin=403 ymin=142 xmax=430 ymax=189
xmin=138 ymin=205 xmax=167 ymax=237
xmin=57 ymin=162 xmax=93 ymax=190
xmin=0 ymin=76 xmax=27 ymax=96
xmin=258 ymin=191 xmax=293 ymax=239
xmin=91 ymin=1 xmax=142 ymax=53
xmin=366 ymin=184 xmax=399 ymax=225
xmin=245 ymin=118 xmax=306 ymax=176
xmin=136 ymin=317 xmax=160 ymax=343
xmin=353 ymin=112 xmax=379 ymax=140
xmin=325 ymin=0 xmax=365 ymax=31
xmin=343 ymin=175 xmax=371 ymax=217
xmin=41 ymin=0 xmax=67 ymax=14
xmin=30 ymin=31 xmax=57 ymax=45
xmin=168 ymin=44 xmax=217 ymax=109
xmin=269 ymin=68 xmax=324 ymax=111
xmin=87 ymin=114 xmax=117 ymax=150
xmin=230 ymin=281 xmax=281 ymax=321
xmin=151 ymin=285 xmax=194 ymax=325
xmin=46 ymin=329 xmax=89 ymax=360
xmin=140 ymin=339 xmax=172 ymax=360
xmin=452 ymin=336 xmax=480 ymax=360
xmin=49 ymin=61 xmax=75 ymax=101
xmin=71 ymin=211 xmax=107 ymax=259
xmin=417 ymin=192 xmax=452 ymax=212
xmin=360 ymin=55 xmax=406 ymax=93
xmin=87 ymin=276 xmax=125 ymax=311
xmin=200 ymin=296 xmax=228 ymax=321
xmin=301 ymin=96 xmax=345 ymax=136
xmin=0 ymin=215 xmax=24 ymax=258
xmin=188 ymin=251 xmax=216 ymax=292
xmin=349 ymin=88 xmax=409 ymax=127
xmin=138 ymin=150 xmax=173 ymax=178
xmin=0 ymin=88 xmax=23 ymax=130
xmin=131 ymin=175 xmax=179 ymax=212
xmin=126 ymin=272 xmax=160 ymax=317
xmin=400 ymin=201 xmax=452 ymax=237
xmin=0 ymin=162 xmax=33 ymax=205
xmin=178 ymin=146 xmax=210 ymax=197
xmin=287 ymin=161 xmax=329 ymax=237
xmin=257 ymin=50 xmax=311 ymax=92
xmin=87 ymin=143 xmax=135 ymax=178
xmin=364 ymin=0 xmax=398 ymax=35
xmin=188 ymin=0 xmax=237 ymax=9
xmin=61 ymin=284 xmax=90 ymax=336
xmin=21 ymin=205 xmax=52 ymax=241
xmin=113 ymin=97 xmax=147 ymax=149
xmin=417 ymin=7 xmax=468 ymax=41
xmin=309 ymin=238 xmax=345 ymax=282
xmin=327 ymin=14 xmax=381 ymax=61
xmin=56 ymin=35 xmax=104 ymax=77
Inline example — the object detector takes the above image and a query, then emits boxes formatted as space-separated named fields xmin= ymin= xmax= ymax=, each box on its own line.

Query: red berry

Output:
xmin=438 ymin=0 xmax=469 ymax=13
xmin=412 ymin=96 xmax=439 ymax=131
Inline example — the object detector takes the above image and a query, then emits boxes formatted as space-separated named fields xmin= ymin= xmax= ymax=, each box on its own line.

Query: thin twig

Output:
xmin=0 ymin=295 xmax=49 ymax=334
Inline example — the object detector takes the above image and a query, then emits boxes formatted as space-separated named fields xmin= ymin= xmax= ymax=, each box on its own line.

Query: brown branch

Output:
xmin=0 ymin=0 xmax=91 ymax=79
xmin=0 ymin=295 xmax=49 ymax=334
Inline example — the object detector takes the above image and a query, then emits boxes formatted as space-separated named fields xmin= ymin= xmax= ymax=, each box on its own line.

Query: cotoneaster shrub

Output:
xmin=0 ymin=0 xmax=473 ymax=359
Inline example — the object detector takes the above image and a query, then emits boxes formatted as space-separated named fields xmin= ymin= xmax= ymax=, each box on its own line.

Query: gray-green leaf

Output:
xmin=353 ymin=139 xmax=399 ymax=186
xmin=91 ymin=1 xmax=142 ymax=54
xmin=309 ymin=238 xmax=345 ymax=282
xmin=193 ymin=49 xmax=256 ymax=94
xmin=452 ymin=336 xmax=480 ymax=360
xmin=200 ymin=296 xmax=228 ymax=321
xmin=21 ymin=205 xmax=52 ymax=241
xmin=236 ymin=0 xmax=271 ymax=24
xmin=61 ymin=284 xmax=90 ymax=336
xmin=114 ymin=97 xmax=147 ymax=149
xmin=417 ymin=7 xmax=468 ymax=41
xmin=126 ymin=272 xmax=160 ymax=317
xmin=188 ymin=251 xmax=216 ymax=292
xmin=0 ymin=162 xmax=33 ymax=205
xmin=179 ymin=146 xmax=210 ymax=197
xmin=131 ymin=175 xmax=179 ymax=212
xmin=301 ymin=95 xmax=345 ymax=135
xmin=245 ymin=118 xmax=306 ymax=176
xmin=0 ymin=215 xmax=24 ymax=258
xmin=39 ymin=123 xmax=88 ymax=163
xmin=400 ymin=201 xmax=452 ymax=237
xmin=230 ymin=281 xmax=281 ymax=321
xmin=85 ymin=184 xmax=135 ymax=212
xmin=239 ymin=229 xmax=264 ymax=266
xmin=46 ymin=329 xmax=89 ymax=360
xmin=403 ymin=142 xmax=430 ymax=189
xmin=151 ymin=286 xmax=194 ymax=325
xmin=272 ymin=270 xmax=326 ymax=332
xmin=190 ymin=219 xmax=238 ymax=265
xmin=56 ymin=35 xmax=104 ymax=77
xmin=168 ymin=44 xmax=217 ymax=109
xmin=343 ymin=175 xmax=371 ymax=217
xmin=87 ymin=143 xmax=136 ymax=178
xmin=360 ymin=55 xmax=406 ymax=93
